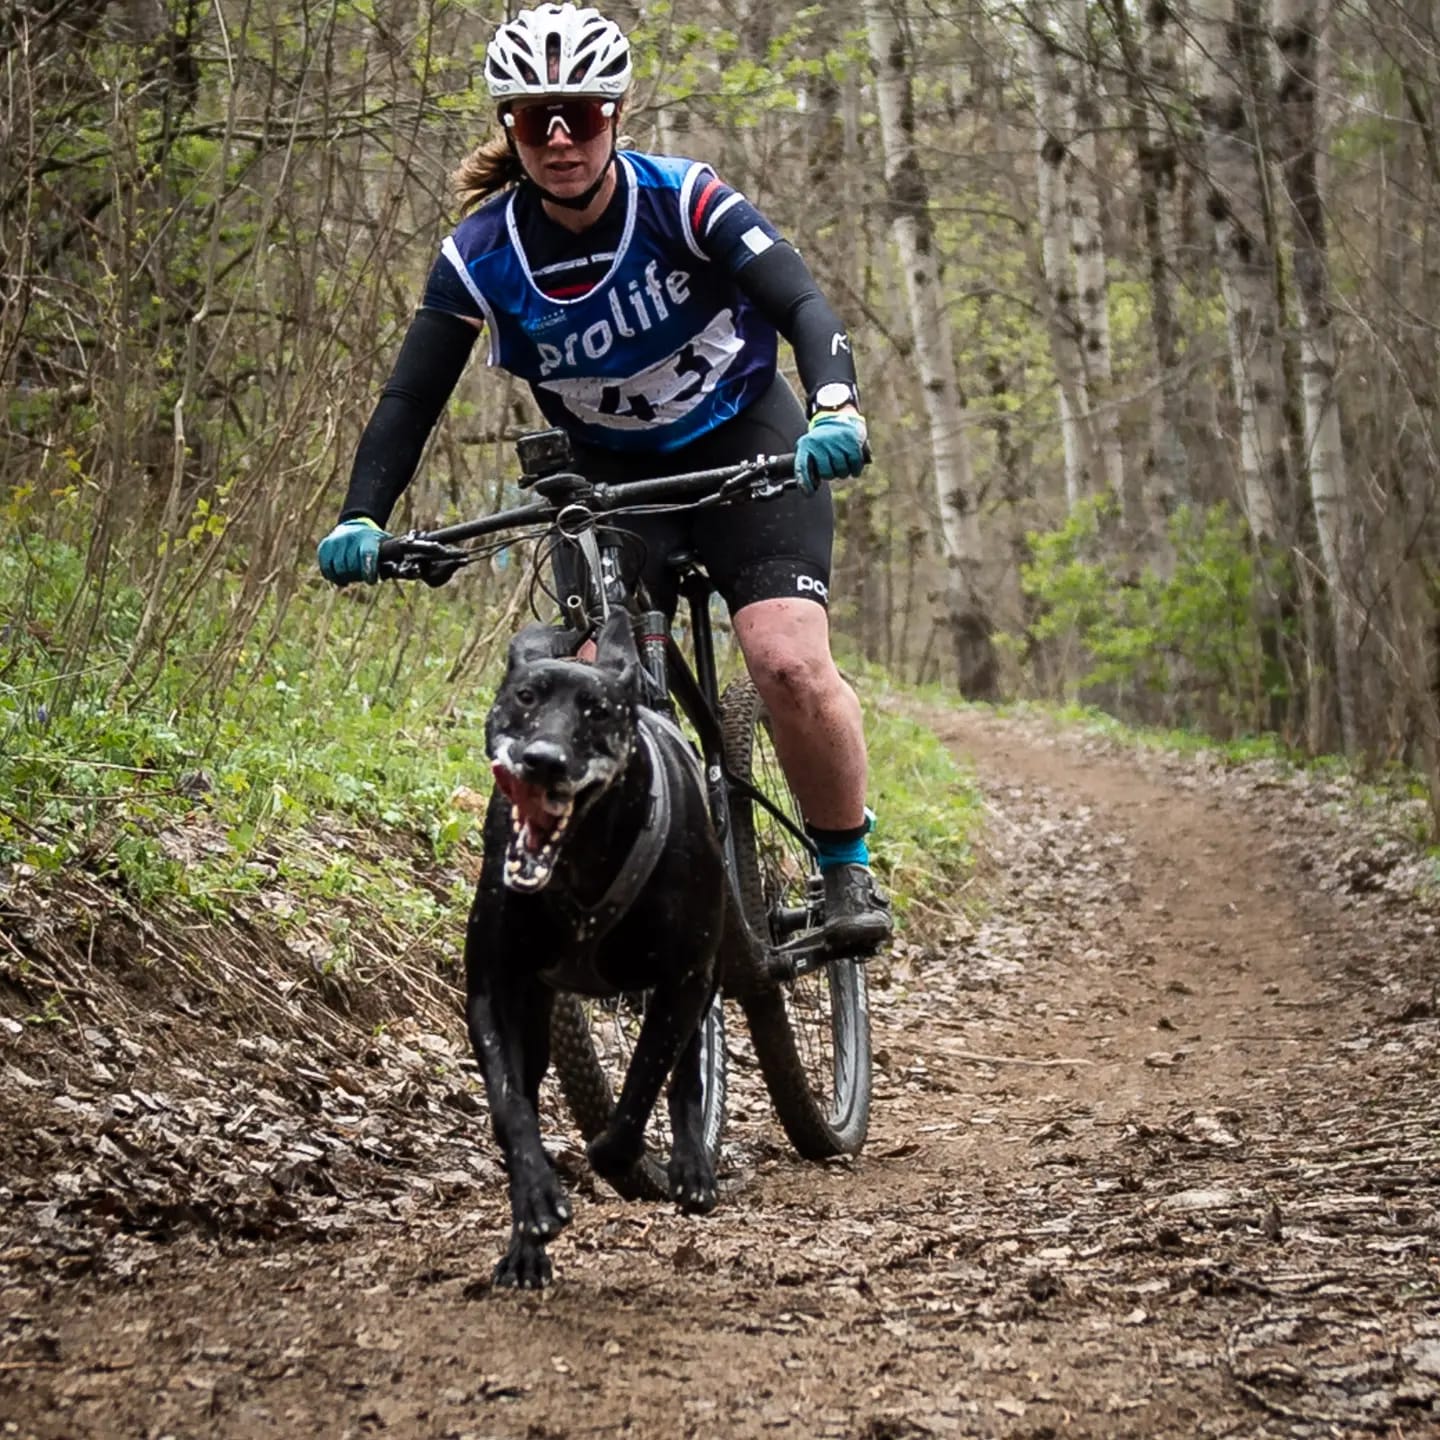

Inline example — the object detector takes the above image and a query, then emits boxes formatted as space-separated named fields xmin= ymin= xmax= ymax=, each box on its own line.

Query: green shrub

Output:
xmin=1017 ymin=497 xmax=1283 ymax=731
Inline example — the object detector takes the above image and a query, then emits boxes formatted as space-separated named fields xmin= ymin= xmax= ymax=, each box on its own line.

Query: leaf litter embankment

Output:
xmin=1 ymin=706 xmax=1438 ymax=1439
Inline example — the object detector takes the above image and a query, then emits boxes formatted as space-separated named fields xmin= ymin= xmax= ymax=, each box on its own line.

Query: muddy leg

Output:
xmin=465 ymin=895 xmax=570 ymax=1288
xmin=587 ymin=967 xmax=711 ymax=1191
xmin=666 ymin=1005 xmax=719 ymax=1214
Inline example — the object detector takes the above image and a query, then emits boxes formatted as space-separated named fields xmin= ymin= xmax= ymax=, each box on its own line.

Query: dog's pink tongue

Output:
xmin=492 ymin=763 xmax=553 ymax=852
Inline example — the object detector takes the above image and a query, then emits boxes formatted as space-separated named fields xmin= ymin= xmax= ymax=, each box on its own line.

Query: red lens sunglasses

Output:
xmin=503 ymin=99 xmax=616 ymax=146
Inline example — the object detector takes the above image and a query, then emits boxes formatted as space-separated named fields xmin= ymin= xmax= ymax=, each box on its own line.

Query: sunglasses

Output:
xmin=503 ymin=99 xmax=617 ymax=146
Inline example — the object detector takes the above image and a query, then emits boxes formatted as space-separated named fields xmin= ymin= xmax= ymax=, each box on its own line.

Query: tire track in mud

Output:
xmin=3 ymin=707 xmax=1436 ymax=1438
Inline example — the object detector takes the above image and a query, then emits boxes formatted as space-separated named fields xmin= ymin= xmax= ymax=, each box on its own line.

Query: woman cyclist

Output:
xmin=317 ymin=2 xmax=889 ymax=948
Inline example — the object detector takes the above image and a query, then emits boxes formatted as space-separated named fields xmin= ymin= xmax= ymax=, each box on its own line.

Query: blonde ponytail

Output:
xmin=452 ymin=131 xmax=524 ymax=212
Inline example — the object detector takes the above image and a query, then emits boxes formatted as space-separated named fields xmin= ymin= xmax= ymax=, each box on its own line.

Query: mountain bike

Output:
xmin=377 ymin=429 xmax=875 ymax=1195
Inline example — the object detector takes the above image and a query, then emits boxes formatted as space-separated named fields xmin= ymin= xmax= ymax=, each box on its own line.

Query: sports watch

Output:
xmin=810 ymin=381 xmax=860 ymax=415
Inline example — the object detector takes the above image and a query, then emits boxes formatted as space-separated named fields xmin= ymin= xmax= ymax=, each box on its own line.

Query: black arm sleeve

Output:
xmin=339 ymin=307 xmax=480 ymax=526
xmin=727 ymin=241 xmax=859 ymax=410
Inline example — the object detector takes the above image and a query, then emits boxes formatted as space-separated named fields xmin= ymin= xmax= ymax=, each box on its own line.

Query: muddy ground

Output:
xmin=2 ymin=706 xmax=1438 ymax=1438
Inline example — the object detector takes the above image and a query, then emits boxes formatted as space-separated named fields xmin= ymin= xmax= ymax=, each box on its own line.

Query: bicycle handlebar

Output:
xmin=376 ymin=450 xmax=801 ymax=579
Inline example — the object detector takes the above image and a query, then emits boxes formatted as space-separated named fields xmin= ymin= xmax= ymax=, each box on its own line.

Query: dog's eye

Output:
xmin=514 ymin=686 xmax=537 ymax=707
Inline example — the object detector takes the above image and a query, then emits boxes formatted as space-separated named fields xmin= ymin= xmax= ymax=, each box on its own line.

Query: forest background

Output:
xmin=5 ymin=0 xmax=1440 ymax=875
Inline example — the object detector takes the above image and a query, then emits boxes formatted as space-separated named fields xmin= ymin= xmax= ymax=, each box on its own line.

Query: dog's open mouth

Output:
xmin=491 ymin=762 xmax=576 ymax=891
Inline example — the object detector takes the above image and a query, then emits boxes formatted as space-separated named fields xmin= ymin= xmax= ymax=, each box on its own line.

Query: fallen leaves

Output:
xmin=3 ymin=704 xmax=1440 ymax=1439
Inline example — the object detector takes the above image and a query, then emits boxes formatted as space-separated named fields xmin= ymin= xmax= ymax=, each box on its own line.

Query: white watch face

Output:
xmin=815 ymin=382 xmax=853 ymax=409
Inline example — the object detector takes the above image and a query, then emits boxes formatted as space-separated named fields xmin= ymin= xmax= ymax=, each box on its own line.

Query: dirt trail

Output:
xmin=3 ymin=707 xmax=1437 ymax=1439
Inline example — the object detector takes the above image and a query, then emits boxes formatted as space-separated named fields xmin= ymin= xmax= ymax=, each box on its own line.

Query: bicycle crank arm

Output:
xmin=765 ymin=930 xmax=830 ymax=981
xmin=767 ymin=927 xmax=884 ymax=982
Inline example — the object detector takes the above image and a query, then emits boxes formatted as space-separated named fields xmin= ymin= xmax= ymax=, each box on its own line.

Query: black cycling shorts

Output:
xmin=566 ymin=375 xmax=833 ymax=616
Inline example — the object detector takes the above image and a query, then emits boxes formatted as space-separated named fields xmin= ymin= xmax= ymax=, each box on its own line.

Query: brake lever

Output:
xmin=753 ymin=440 xmax=873 ymax=498
xmin=418 ymin=554 xmax=467 ymax=588
xmin=377 ymin=536 xmax=472 ymax=582
xmin=749 ymin=474 xmax=790 ymax=502
xmin=743 ymin=458 xmax=796 ymax=503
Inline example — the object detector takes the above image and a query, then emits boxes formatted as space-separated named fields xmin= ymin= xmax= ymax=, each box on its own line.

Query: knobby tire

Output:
xmin=720 ymin=677 xmax=872 ymax=1159
xmin=549 ymin=992 xmax=727 ymax=1203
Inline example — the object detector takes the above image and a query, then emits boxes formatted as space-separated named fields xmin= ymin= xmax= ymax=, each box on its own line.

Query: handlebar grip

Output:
xmin=828 ymin=441 xmax=873 ymax=482
xmin=375 ymin=534 xmax=471 ymax=583
xmin=786 ymin=441 xmax=872 ymax=492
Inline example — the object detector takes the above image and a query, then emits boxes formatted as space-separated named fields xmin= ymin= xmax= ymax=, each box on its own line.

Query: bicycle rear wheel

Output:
xmin=720 ymin=678 xmax=871 ymax=1159
xmin=549 ymin=991 xmax=726 ymax=1202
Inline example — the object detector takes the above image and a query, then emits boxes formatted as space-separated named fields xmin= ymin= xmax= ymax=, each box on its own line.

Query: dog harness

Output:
xmin=562 ymin=706 xmax=703 ymax=945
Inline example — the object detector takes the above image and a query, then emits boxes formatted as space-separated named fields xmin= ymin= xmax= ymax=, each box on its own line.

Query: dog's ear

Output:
xmin=507 ymin=623 xmax=584 ymax=670
xmin=593 ymin=610 xmax=640 ymax=691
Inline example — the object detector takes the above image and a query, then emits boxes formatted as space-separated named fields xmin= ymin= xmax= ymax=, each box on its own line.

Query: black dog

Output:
xmin=464 ymin=611 xmax=727 ymax=1288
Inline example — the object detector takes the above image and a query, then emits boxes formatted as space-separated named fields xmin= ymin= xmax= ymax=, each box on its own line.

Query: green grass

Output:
xmin=12 ymin=523 xmax=1437 ymax=965
xmin=1036 ymin=699 xmax=1296 ymax=763
xmin=861 ymin=693 xmax=980 ymax=927
xmin=1 ymin=533 xmax=984 ymax=962
xmin=1022 ymin=696 xmax=1430 ymax=799
xmin=1 ymin=535 xmax=497 ymax=968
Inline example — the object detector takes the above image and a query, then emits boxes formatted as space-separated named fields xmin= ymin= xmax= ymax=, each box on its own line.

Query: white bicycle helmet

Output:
xmin=485 ymin=4 xmax=632 ymax=101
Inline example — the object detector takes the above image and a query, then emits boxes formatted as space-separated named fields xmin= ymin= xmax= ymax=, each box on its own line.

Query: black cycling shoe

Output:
xmin=821 ymin=863 xmax=892 ymax=953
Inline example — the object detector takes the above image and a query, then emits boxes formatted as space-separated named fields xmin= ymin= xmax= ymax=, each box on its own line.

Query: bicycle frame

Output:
xmin=585 ymin=525 xmax=833 ymax=986
xmin=377 ymin=449 xmax=874 ymax=1159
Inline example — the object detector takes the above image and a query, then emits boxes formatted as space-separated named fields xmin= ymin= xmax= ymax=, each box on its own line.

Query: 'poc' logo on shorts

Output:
xmin=796 ymin=575 xmax=829 ymax=601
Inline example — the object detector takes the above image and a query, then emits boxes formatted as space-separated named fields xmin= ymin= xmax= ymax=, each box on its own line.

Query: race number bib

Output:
xmin=538 ymin=311 xmax=744 ymax=431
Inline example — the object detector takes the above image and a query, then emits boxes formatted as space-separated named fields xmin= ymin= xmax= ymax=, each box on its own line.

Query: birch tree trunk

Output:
xmin=1107 ymin=0 xmax=1190 ymax=528
xmin=1189 ymin=0 xmax=1307 ymax=737
xmin=1272 ymin=0 xmax=1361 ymax=752
xmin=1190 ymin=0 xmax=1292 ymax=547
xmin=1029 ymin=3 xmax=1093 ymax=509
xmin=863 ymin=0 xmax=998 ymax=697
xmin=1059 ymin=0 xmax=1133 ymax=534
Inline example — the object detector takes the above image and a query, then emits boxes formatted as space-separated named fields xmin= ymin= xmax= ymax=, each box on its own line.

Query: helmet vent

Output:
xmin=485 ymin=3 xmax=631 ymax=101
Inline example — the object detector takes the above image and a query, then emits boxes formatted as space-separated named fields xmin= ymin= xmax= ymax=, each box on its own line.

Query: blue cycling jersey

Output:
xmin=437 ymin=152 xmax=782 ymax=453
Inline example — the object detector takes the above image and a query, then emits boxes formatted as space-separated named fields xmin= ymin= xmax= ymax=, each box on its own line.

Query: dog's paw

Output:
xmin=587 ymin=1126 xmax=644 ymax=1183
xmin=512 ymin=1168 xmax=573 ymax=1242
xmin=667 ymin=1152 xmax=718 ymax=1215
xmin=493 ymin=1235 xmax=553 ymax=1290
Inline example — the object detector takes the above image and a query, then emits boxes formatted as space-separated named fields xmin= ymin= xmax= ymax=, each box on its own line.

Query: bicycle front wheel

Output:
xmin=720 ymin=678 xmax=871 ymax=1159
xmin=549 ymin=990 xmax=727 ymax=1202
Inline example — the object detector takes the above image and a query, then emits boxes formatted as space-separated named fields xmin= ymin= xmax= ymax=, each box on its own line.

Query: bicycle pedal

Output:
xmin=821 ymin=933 xmax=886 ymax=963
xmin=766 ymin=930 xmax=825 ymax=982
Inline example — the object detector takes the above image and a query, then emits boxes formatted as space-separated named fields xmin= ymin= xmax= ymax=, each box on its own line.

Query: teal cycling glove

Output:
xmin=318 ymin=517 xmax=388 ymax=586
xmin=794 ymin=412 xmax=868 ymax=494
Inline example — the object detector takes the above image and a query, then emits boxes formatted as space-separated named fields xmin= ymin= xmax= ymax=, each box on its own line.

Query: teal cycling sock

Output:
xmin=812 ymin=833 xmax=869 ymax=871
xmin=806 ymin=809 xmax=875 ymax=872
